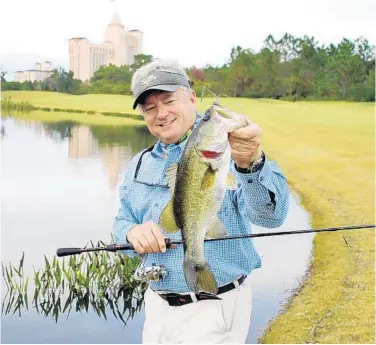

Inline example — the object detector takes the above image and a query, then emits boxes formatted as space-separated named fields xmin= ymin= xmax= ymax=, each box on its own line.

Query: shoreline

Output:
xmin=1 ymin=98 xmax=144 ymax=121
xmin=259 ymin=179 xmax=374 ymax=344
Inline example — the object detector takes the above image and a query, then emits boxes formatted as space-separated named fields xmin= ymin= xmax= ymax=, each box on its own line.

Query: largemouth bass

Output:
xmin=159 ymin=103 xmax=250 ymax=294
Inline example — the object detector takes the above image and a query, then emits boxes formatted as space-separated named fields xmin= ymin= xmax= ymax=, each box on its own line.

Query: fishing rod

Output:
xmin=56 ymin=224 xmax=375 ymax=257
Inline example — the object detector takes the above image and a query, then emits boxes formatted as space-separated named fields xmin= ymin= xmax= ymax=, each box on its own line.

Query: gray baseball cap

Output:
xmin=131 ymin=59 xmax=191 ymax=109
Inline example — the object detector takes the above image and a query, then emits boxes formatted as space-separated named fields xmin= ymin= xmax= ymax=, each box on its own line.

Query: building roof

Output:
xmin=16 ymin=69 xmax=53 ymax=73
xmin=69 ymin=37 xmax=88 ymax=40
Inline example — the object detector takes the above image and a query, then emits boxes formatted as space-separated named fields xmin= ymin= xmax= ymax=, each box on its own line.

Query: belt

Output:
xmin=154 ymin=275 xmax=247 ymax=307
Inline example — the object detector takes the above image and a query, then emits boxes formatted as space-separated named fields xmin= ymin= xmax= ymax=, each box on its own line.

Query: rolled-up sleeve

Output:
xmin=232 ymin=155 xmax=290 ymax=228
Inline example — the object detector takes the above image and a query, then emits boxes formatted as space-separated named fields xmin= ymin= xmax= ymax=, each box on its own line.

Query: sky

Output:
xmin=1 ymin=0 xmax=375 ymax=75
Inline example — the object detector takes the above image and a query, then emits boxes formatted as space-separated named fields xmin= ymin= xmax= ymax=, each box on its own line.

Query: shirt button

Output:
xmin=248 ymin=179 xmax=253 ymax=183
xmin=260 ymin=176 xmax=264 ymax=182
xmin=155 ymin=203 xmax=159 ymax=207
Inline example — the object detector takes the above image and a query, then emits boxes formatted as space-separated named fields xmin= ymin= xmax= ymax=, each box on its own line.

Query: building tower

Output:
xmin=68 ymin=13 xmax=143 ymax=81
xmin=103 ymin=13 xmax=126 ymax=66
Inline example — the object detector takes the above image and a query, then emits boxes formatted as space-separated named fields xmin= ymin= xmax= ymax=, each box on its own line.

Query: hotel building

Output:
xmin=14 ymin=61 xmax=53 ymax=83
xmin=68 ymin=13 xmax=143 ymax=81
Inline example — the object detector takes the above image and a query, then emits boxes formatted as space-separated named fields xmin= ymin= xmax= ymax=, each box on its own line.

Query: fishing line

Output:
xmin=271 ymin=227 xmax=287 ymax=295
xmin=200 ymin=86 xmax=229 ymax=104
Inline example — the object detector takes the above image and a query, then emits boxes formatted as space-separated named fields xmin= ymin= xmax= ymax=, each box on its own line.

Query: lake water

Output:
xmin=1 ymin=115 xmax=314 ymax=344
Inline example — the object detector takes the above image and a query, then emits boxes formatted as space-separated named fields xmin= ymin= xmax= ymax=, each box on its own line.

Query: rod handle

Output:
xmin=56 ymin=247 xmax=82 ymax=257
xmin=106 ymin=243 xmax=133 ymax=251
xmin=114 ymin=238 xmax=173 ymax=251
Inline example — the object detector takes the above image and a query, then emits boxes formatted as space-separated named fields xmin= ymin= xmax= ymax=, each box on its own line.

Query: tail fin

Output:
xmin=183 ymin=257 xmax=218 ymax=295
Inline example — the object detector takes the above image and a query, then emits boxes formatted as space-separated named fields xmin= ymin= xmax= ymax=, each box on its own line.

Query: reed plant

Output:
xmin=1 ymin=98 xmax=36 ymax=111
xmin=1 ymin=241 xmax=145 ymax=325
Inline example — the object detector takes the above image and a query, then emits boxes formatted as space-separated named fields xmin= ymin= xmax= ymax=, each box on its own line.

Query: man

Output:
xmin=113 ymin=59 xmax=290 ymax=344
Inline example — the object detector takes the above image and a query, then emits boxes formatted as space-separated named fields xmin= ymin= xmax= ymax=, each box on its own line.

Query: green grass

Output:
xmin=214 ymin=98 xmax=374 ymax=344
xmin=1 ymin=93 xmax=145 ymax=121
xmin=2 ymin=91 xmax=139 ymax=114
xmin=6 ymin=110 xmax=146 ymax=126
xmin=2 ymin=91 xmax=375 ymax=343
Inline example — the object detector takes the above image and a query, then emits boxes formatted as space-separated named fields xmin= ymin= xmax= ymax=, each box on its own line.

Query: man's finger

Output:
xmin=231 ymin=151 xmax=243 ymax=160
xmin=228 ymin=126 xmax=252 ymax=139
xmin=132 ymin=239 xmax=145 ymax=255
xmin=149 ymin=233 xmax=161 ymax=253
xmin=229 ymin=125 xmax=261 ymax=141
xmin=153 ymin=229 xmax=167 ymax=253
xmin=140 ymin=234 xmax=154 ymax=253
xmin=230 ymin=140 xmax=260 ymax=153
xmin=229 ymin=141 xmax=243 ymax=152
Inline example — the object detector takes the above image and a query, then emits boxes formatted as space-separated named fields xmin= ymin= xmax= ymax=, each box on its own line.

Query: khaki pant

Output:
xmin=142 ymin=275 xmax=253 ymax=344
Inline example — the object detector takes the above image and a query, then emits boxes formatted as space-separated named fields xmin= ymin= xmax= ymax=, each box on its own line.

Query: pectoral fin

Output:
xmin=201 ymin=168 xmax=216 ymax=190
xmin=226 ymin=173 xmax=237 ymax=190
xmin=165 ymin=163 xmax=179 ymax=194
xmin=205 ymin=217 xmax=228 ymax=239
xmin=159 ymin=200 xmax=179 ymax=233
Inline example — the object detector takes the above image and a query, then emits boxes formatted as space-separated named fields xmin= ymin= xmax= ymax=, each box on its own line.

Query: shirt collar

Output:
xmin=151 ymin=112 xmax=202 ymax=159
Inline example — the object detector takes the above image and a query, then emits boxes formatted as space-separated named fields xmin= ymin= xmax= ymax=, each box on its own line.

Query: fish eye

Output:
xmin=203 ymin=111 xmax=210 ymax=121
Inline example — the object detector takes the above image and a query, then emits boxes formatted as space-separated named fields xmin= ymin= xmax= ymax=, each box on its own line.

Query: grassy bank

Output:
xmin=217 ymin=99 xmax=374 ymax=344
xmin=1 ymin=91 xmax=138 ymax=114
xmin=2 ymin=91 xmax=375 ymax=343
xmin=1 ymin=96 xmax=144 ymax=121
xmin=5 ymin=110 xmax=147 ymax=126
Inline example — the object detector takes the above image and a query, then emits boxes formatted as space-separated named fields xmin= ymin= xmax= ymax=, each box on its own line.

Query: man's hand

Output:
xmin=229 ymin=122 xmax=263 ymax=169
xmin=127 ymin=221 xmax=168 ymax=254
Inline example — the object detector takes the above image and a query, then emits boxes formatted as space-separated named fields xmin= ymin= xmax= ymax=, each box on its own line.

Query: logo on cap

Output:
xmin=141 ymin=74 xmax=157 ymax=86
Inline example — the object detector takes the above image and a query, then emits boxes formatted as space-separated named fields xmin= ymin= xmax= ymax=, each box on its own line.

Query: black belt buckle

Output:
xmin=157 ymin=275 xmax=247 ymax=307
xmin=171 ymin=295 xmax=189 ymax=306
xmin=159 ymin=293 xmax=190 ymax=306
xmin=166 ymin=297 xmax=182 ymax=307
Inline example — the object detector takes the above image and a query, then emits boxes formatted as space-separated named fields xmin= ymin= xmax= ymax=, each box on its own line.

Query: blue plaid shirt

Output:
xmin=113 ymin=116 xmax=290 ymax=293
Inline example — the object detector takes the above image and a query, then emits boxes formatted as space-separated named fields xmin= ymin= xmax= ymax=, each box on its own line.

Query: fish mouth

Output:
xmin=200 ymin=150 xmax=223 ymax=159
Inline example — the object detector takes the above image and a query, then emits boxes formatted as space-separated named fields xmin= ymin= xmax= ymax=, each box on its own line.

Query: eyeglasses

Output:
xmin=133 ymin=144 xmax=169 ymax=188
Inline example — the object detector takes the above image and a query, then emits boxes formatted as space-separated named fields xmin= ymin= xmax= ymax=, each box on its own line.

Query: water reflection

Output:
xmin=7 ymin=117 xmax=156 ymax=188
xmin=2 ymin=251 xmax=147 ymax=326
xmin=43 ymin=121 xmax=78 ymax=142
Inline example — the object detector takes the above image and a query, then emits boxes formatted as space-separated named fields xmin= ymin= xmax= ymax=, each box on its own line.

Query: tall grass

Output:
xmin=1 ymin=98 xmax=36 ymax=111
xmin=1 ymin=241 xmax=145 ymax=324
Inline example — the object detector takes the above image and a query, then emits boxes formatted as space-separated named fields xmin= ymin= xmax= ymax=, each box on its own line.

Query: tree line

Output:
xmin=2 ymin=34 xmax=375 ymax=101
